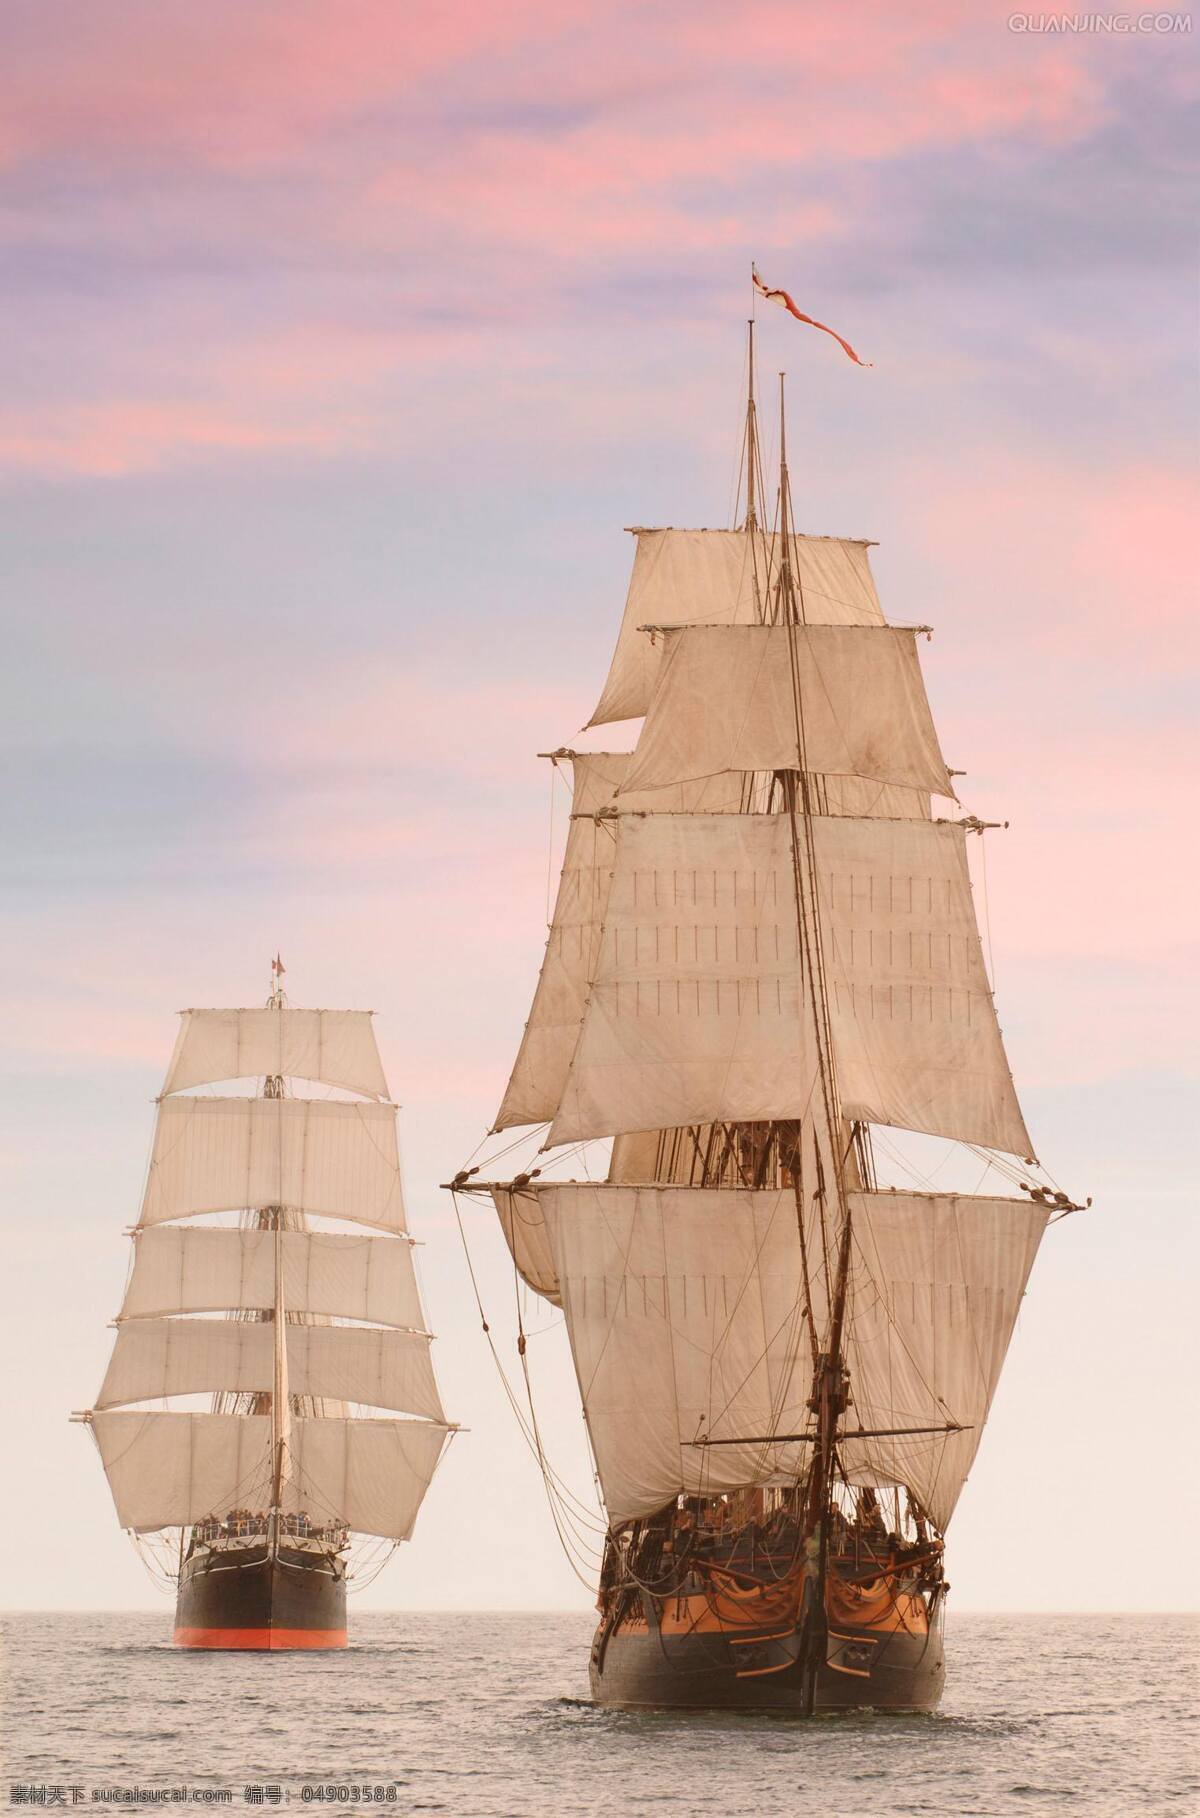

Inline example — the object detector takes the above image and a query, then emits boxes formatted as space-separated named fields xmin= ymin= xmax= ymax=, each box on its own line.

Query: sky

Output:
xmin=1 ymin=0 xmax=1197 ymax=1619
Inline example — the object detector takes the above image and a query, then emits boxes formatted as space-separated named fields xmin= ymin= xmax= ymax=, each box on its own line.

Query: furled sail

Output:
xmin=89 ymin=1410 xmax=448 ymax=1539
xmin=139 ymin=1097 xmax=407 ymax=1232
xmin=532 ymin=1182 xmax=1046 ymax=1530
xmin=96 ymin=1318 xmax=444 ymax=1421
xmin=162 ymin=1007 xmax=388 ymax=1101
xmin=119 ymin=1226 xmax=425 ymax=1329
xmin=548 ymin=812 xmax=1032 ymax=1160
xmin=620 ymin=625 xmax=953 ymax=798
xmin=589 ymin=529 xmax=883 ymax=726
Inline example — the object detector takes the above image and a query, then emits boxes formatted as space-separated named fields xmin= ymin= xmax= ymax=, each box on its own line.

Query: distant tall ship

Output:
xmin=78 ymin=967 xmax=452 ymax=1650
xmin=451 ymin=326 xmax=1079 ymax=1711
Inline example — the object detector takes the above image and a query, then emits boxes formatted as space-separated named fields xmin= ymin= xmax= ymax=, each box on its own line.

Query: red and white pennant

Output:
xmin=752 ymin=266 xmax=872 ymax=367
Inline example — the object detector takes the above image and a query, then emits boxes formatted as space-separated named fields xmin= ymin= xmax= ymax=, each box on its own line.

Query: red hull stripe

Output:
xmin=174 ymin=1626 xmax=347 ymax=1651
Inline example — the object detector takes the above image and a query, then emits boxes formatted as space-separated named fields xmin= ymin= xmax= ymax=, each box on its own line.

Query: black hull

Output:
xmin=174 ymin=1541 xmax=347 ymax=1650
xmin=590 ymin=1610 xmax=946 ymax=1713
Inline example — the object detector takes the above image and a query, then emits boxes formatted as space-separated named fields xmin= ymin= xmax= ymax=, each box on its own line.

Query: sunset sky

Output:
xmin=2 ymin=1 xmax=1195 ymax=1615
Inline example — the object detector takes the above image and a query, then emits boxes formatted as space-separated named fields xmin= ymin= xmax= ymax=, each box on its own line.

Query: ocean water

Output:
xmin=2 ymin=1611 xmax=1196 ymax=1817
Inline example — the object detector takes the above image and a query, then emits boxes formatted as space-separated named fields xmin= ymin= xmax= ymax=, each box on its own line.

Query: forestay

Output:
xmin=620 ymin=625 xmax=953 ymax=798
xmin=139 ymin=1097 xmax=407 ymax=1233
xmin=548 ymin=813 xmax=1032 ymax=1159
xmin=162 ymin=1008 xmax=389 ymax=1100
xmin=589 ymin=529 xmax=883 ymax=725
xmin=119 ymin=1226 xmax=425 ymax=1329
xmin=89 ymin=1410 xmax=448 ymax=1539
xmin=96 ymin=1318 xmax=444 ymax=1422
xmin=534 ymin=1183 xmax=1047 ymax=1530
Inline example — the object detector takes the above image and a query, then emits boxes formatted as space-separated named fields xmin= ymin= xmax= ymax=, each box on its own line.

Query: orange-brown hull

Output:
xmin=590 ymin=1569 xmax=945 ymax=1712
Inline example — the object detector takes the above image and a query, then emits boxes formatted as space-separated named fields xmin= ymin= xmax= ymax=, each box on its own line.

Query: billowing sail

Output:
xmin=90 ymin=1410 xmax=448 ymax=1539
xmin=548 ymin=812 xmax=1032 ymax=1160
xmin=139 ymin=1097 xmax=407 ymax=1232
xmin=533 ymin=1182 xmax=1046 ymax=1530
xmin=119 ymin=1226 xmax=425 ymax=1329
xmin=494 ymin=756 xmax=750 ymax=1130
xmin=83 ymin=996 xmax=450 ymax=1579
xmin=589 ymin=529 xmax=883 ymax=725
xmin=495 ymin=809 xmax=618 ymax=1130
xmin=162 ymin=1007 xmax=388 ymax=1101
xmin=620 ymin=625 xmax=953 ymax=798
xmin=287 ymin=1415 xmax=450 ymax=1542
xmin=96 ymin=1317 xmax=444 ymax=1421
xmin=490 ymin=1186 xmax=563 ymax=1305
xmin=837 ymin=1189 xmax=1048 ymax=1531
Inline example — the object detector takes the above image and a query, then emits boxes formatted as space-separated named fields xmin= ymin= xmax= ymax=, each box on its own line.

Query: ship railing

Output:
xmin=190 ymin=1514 xmax=350 ymax=1547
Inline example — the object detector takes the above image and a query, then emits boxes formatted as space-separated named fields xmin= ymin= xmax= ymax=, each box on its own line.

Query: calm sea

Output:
xmin=2 ymin=1611 xmax=1196 ymax=1817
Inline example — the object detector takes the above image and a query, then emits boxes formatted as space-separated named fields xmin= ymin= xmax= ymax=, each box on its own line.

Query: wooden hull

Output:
xmin=174 ymin=1540 xmax=347 ymax=1650
xmin=590 ymin=1583 xmax=946 ymax=1713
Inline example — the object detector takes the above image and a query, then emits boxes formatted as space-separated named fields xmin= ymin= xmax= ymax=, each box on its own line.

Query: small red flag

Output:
xmin=752 ymin=267 xmax=872 ymax=367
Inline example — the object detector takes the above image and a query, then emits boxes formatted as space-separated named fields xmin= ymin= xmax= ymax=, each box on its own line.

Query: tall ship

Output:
xmin=450 ymin=323 xmax=1080 ymax=1711
xmin=77 ymin=968 xmax=452 ymax=1649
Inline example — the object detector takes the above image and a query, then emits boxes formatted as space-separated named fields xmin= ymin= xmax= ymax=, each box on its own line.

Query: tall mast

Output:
xmin=744 ymin=318 xmax=759 ymax=532
xmin=775 ymin=370 xmax=855 ymax=1711
xmin=266 ymin=959 xmax=290 ymax=1550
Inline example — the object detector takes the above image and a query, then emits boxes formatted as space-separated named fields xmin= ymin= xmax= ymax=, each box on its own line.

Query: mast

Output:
xmin=776 ymin=369 xmax=854 ymax=1709
xmin=744 ymin=318 xmax=759 ymax=532
xmin=266 ymin=962 xmax=290 ymax=1552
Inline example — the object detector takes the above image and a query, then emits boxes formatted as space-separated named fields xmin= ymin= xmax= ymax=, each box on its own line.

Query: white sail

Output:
xmin=96 ymin=1318 xmax=443 ymax=1421
xmin=97 ymin=1317 xmax=274 ymax=1408
xmin=139 ymin=1097 xmax=407 ymax=1233
xmin=838 ymin=1189 xmax=1048 ymax=1532
xmin=162 ymin=1007 xmax=388 ymax=1101
xmin=549 ymin=813 xmax=1032 ymax=1159
xmin=490 ymin=1187 xmax=562 ymax=1305
xmin=89 ymin=1410 xmax=448 ymax=1539
xmin=621 ymin=625 xmax=953 ymax=798
xmin=119 ymin=1226 xmax=425 ymax=1329
xmin=820 ymin=815 xmax=1032 ymax=1158
xmin=90 ymin=1410 xmax=274 ymax=1531
xmin=569 ymin=753 xmax=926 ymax=823
xmin=538 ymin=1183 xmax=817 ymax=1523
xmin=495 ymin=757 xmax=753 ymax=1130
xmin=289 ymin=1416 xmax=450 ymax=1542
xmin=816 ymin=775 xmax=930 ymax=819
xmin=287 ymin=1325 xmax=445 ymax=1422
xmin=533 ymin=1182 xmax=1045 ymax=1529
xmin=495 ymin=811 xmax=618 ymax=1130
xmin=589 ymin=529 xmax=884 ymax=726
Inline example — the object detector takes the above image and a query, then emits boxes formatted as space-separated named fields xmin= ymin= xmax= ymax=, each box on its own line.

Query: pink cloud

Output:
xmin=0 ymin=399 xmax=362 ymax=476
xmin=1 ymin=0 xmax=1105 ymax=182
xmin=0 ymin=0 xmax=586 ymax=170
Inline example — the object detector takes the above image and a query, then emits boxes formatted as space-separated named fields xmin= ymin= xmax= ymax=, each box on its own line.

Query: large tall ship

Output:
xmin=450 ymin=324 xmax=1080 ymax=1711
xmin=77 ymin=970 xmax=452 ymax=1649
